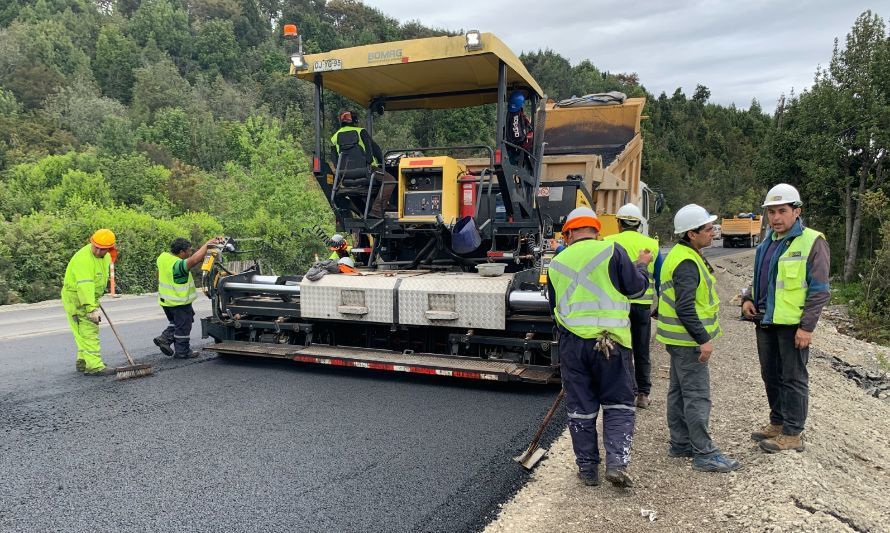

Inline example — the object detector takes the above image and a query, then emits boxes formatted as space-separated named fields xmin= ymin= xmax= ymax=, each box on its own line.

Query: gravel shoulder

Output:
xmin=486 ymin=249 xmax=890 ymax=533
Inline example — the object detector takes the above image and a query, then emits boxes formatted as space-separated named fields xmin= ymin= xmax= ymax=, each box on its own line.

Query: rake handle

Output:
xmin=98 ymin=303 xmax=136 ymax=366
xmin=526 ymin=387 xmax=565 ymax=452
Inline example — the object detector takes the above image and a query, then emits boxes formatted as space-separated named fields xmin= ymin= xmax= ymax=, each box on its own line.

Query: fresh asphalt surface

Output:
xmin=0 ymin=296 xmax=564 ymax=532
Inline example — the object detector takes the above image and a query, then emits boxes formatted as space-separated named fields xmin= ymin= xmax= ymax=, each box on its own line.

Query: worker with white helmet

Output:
xmin=328 ymin=233 xmax=353 ymax=261
xmin=547 ymin=206 xmax=653 ymax=488
xmin=605 ymin=203 xmax=662 ymax=408
xmin=742 ymin=183 xmax=830 ymax=453
xmin=656 ymin=204 xmax=740 ymax=473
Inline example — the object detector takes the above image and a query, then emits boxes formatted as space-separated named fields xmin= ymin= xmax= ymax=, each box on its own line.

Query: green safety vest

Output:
xmin=757 ymin=227 xmax=824 ymax=325
xmin=331 ymin=126 xmax=379 ymax=166
xmin=548 ymin=239 xmax=632 ymax=348
xmin=605 ymin=230 xmax=659 ymax=304
xmin=656 ymin=244 xmax=722 ymax=346
xmin=157 ymin=252 xmax=197 ymax=307
xmin=62 ymin=244 xmax=111 ymax=311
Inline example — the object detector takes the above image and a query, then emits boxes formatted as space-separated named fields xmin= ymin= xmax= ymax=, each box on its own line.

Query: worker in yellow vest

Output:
xmin=605 ymin=203 xmax=661 ymax=408
xmin=61 ymin=229 xmax=117 ymax=375
xmin=328 ymin=233 xmax=353 ymax=261
xmin=742 ymin=184 xmax=830 ymax=453
xmin=331 ymin=110 xmax=396 ymax=218
xmin=154 ymin=236 xmax=222 ymax=358
xmin=657 ymin=204 xmax=740 ymax=473
xmin=548 ymin=207 xmax=652 ymax=488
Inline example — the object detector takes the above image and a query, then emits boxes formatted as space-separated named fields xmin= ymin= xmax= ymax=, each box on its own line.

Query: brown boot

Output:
xmin=759 ymin=433 xmax=805 ymax=453
xmin=635 ymin=394 xmax=651 ymax=409
xmin=750 ymin=423 xmax=782 ymax=442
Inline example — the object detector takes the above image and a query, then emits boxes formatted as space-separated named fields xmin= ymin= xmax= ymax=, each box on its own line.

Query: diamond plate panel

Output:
xmin=300 ymin=273 xmax=399 ymax=322
xmin=398 ymin=272 xmax=513 ymax=329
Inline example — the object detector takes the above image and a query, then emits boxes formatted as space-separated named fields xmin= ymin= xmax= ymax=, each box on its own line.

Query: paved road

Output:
xmin=0 ymin=295 xmax=563 ymax=532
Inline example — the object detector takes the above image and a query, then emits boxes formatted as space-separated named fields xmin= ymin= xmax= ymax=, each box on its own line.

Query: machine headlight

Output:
xmin=290 ymin=52 xmax=307 ymax=70
xmin=465 ymin=30 xmax=482 ymax=51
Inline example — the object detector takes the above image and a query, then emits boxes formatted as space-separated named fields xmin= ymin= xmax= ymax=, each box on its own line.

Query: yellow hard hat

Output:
xmin=90 ymin=228 xmax=116 ymax=249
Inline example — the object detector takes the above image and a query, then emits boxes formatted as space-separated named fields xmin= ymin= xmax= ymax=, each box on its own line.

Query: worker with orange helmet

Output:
xmin=61 ymin=229 xmax=117 ymax=375
xmin=547 ymin=207 xmax=653 ymax=488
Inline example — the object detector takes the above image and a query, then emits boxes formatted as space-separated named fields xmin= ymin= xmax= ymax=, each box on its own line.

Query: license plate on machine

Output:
xmin=314 ymin=58 xmax=342 ymax=72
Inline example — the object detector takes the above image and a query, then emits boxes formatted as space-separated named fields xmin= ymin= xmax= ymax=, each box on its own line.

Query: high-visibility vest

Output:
xmin=656 ymin=244 xmax=722 ymax=346
xmin=605 ymin=230 xmax=658 ymax=304
xmin=548 ymin=239 xmax=632 ymax=348
xmin=331 ymin=126 xmax=379 ymax=166
xmin=157 ymin=252 xmax=197 ymax=307
xmin=61 ymin=244 xmax=111 ymax=311
xmin=756 ymin=227 xmax=824 ymax=325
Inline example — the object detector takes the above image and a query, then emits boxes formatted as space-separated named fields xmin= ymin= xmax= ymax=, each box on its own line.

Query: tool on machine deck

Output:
xmin=515 ymin=388 xmax=565 ymax=469
xmin=98 ymin=303 xmax=154 ymax=380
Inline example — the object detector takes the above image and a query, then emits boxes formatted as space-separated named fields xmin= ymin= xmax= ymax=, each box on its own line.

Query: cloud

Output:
xmin=362 ymin=0 xmax=878 ymax=111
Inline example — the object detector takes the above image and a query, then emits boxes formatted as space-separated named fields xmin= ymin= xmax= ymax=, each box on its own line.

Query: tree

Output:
xmin=128 ymin=0 xmax=189 ymax=58
xmin=129 ymin=57 xmax=192 ymax=122
xmin=193 ymin=18 xmax=240 ymax=77
xmin=93 ymin=25 xmax=140 ymax=103
xmin=44 ymin=76 xmax=129 ymax=144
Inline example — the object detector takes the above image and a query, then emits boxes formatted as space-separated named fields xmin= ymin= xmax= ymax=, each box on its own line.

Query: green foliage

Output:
xmin=129 ymin=57 xmax=192 ymax=122
xmin=43 ymin=169 xmax=113 ymax=211
xmin=0 ymin=87 xmax=20 ymax=115
xmin=44 ymin=76 xmax=129 ymax=144
xmin=193 ymin=18 xmax=240 ymax=77
xmin=98 ymin=153 xmax=169 ymax=206
xmin=93 ymin=25 xmax=140 ymax=103
xmin=128 ymin=0 xmax=189 ymax=58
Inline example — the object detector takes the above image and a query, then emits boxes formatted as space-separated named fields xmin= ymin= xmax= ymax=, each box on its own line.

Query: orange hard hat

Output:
xmin=562 ymin=207 xmax=601 ymax=232
xmin=90 ymin=228 xmax=116 ymax=249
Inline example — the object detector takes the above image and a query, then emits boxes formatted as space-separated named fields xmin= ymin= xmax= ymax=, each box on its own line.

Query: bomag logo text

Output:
xmin=368 ymin=48 xmax=402 ymax=63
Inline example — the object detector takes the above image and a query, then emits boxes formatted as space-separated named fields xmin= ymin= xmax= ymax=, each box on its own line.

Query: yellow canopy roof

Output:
xmin=294 ymin=33 xmax=543 ymax=110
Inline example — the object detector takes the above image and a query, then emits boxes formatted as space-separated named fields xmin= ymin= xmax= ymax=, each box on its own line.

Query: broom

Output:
xmin=98 ymin=303 xmax=154 ymax=380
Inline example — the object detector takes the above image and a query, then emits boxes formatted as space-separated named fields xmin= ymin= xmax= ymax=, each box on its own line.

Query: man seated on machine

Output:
xmin=330 ymin=110 xmax=396 ymax=218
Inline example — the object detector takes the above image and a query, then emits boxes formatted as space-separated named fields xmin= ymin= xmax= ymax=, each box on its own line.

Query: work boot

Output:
xmin=751 ymin=423 xmax=783 ymax=442
xmin=577 ymin=470 xmax=600 ymax=487
xmin=635 ymin=394 xmax=651 ymax=409
xmin=692 ymin=453 xmax=741 ymax=473
xmin=668 ymin=445 xmax=695 ymax=458
xmin=173 ymin=350 xmax=200 ymax=359
xmin=604 ymin=467 xmax=634 ymax=488
xmin=75 ymin=359 xmax=86 ymax=373
xmin=153 ymin=336 xmax=174 ymax=357
xmin=83 ymin=367 xmax=116 ymax=376
xmin=759 ymin=433 xmax=805 ymax=453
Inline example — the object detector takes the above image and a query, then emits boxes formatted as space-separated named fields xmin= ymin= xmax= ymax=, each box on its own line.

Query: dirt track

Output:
xmin=486 ymin=250 xmax=890 ymax=533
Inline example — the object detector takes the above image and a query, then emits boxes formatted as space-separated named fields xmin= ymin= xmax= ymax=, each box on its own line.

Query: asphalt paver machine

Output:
xmin=201 ymin=31 xmax=607 ymax=384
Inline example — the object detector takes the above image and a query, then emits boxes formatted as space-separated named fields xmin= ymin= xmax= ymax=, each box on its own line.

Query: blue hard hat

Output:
xmin=508 ymin=91 xmax=526 ymax=112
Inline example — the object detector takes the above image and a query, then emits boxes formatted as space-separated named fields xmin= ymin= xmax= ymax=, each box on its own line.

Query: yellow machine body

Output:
xmin=398 ymin=156 xmax=466 ymax=223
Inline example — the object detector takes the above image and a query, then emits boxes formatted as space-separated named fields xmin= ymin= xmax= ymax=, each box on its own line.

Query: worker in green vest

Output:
xmin=605 ymin=203 xmax=662 ymax=409
xmin=61 ymin=229 xmax=117 ymax=375
xmin=657 ymin=204 xmax=740 ymax=473
xmin=548 ymin=207 xmax=652 ymax=488
xmin=742 ymin=183 xmax=830 ymax=453
xmin=154 ymin=236 xmax=222 ymax=358
xmin=330 ymin=110 xmax=396 ymax=218
xmin=328 ymin=233 xmax=353 ymax=261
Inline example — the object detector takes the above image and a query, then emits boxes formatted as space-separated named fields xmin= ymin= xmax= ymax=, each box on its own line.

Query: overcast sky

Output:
xmin=363 ymin=0 xmax=880 ymax=112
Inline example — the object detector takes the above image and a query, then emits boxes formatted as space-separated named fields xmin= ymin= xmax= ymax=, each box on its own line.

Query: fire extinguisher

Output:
xmin=458 ymin=174 xmax=478 ymax=218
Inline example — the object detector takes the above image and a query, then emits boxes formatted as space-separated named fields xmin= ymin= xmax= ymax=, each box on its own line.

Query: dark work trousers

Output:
xmin=666 ymin=345 xmax=719 ymax=458
xmin=559 ymin=326 xmax=636 ymax=473
xmin=755 ymin=324 xmax=809 ymax=435
xmin=160 ymin=304 xmax=195 ymax=356
xmin=629 ymin=303 xmax=653 ymax=395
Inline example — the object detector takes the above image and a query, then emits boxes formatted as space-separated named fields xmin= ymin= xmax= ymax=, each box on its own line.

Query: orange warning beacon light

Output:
xmin=283 ymin=24 xmax=298 ymax=38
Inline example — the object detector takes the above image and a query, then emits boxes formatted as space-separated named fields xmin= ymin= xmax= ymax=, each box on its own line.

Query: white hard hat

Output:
xmin=331 ymin=233 xmax=345 ymax=244
xmin=337 ymin=256 xmax=355 ymax=267
xmin=616 ymin=203 xmax=643 ymax=223
xmin=563 ymin=206 xmax=601 ymax=232
xmin=762 ymin=183 xmax=802 ymax=207
xmin=674 ymin=204 xmax=717 ymax=234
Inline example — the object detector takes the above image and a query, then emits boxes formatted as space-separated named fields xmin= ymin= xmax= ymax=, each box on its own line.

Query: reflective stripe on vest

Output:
xmin=330 ymin=126 xmax=379 ymax=166
xmin=157 ymin=252 xmax=197 ymax=307
xmin=771 ymin=228 xmax=823 ymax=325
xmin=656 ymin=244 xmax=721 ymax=346
xmin=549 ymin=240 xmax=632 ymax=347
xmin=604 ymin=230 xmax=659 ymax=304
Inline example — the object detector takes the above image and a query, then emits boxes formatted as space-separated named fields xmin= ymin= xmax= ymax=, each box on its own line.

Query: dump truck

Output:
xmin=721 ymin=215 xmax=763 ymax=247
xmin=199 ymin=29 xmax=656 ymax=384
